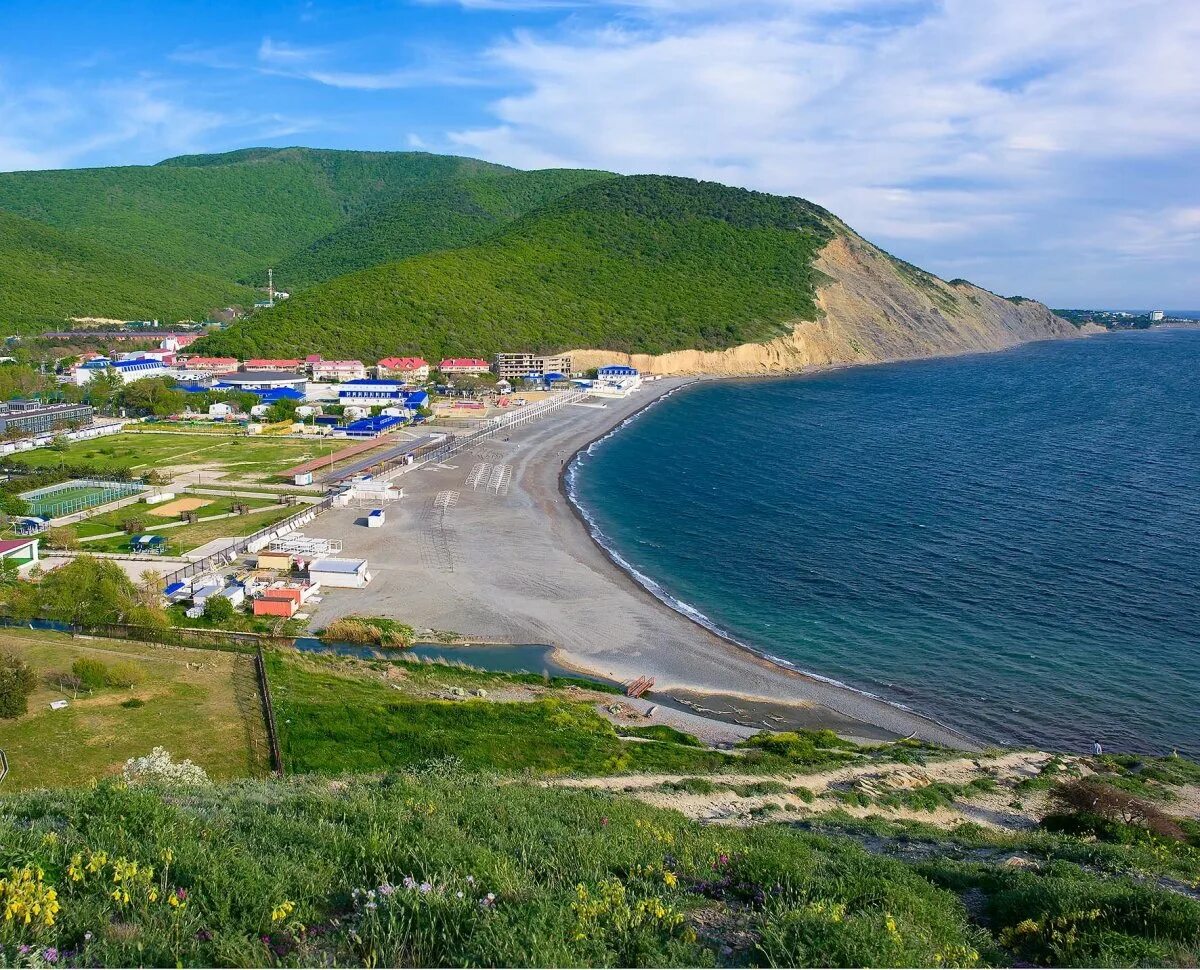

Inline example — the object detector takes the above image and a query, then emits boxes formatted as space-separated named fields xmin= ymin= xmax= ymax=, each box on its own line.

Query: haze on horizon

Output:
xmin=0 ymin=0 xmax=1195 ymax=309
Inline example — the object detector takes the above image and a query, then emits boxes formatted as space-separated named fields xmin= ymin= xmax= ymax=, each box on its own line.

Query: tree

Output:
xmin=84 ymin=369 xmax=124 ymax=411
xmin=202 ymin=594 xmax=236 ymax=624
xmin=43 ymin=526 xmax=80 ymax=551
xmin=0 ymin=651 xmax=36 ymax=718
xmin=118 ymin=376 xmax=187 ymax=417
xmin=38 ymin=555 xmax=168 ymax=629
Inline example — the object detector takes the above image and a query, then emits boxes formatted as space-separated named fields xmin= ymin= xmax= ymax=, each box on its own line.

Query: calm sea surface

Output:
xmin=570 ymin=330 xmax=1200 ymax=755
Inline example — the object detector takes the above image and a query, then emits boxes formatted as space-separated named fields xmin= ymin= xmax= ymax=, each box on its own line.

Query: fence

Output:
xmin=255 ymin=647 xmax=285 ymax=776
xmin=0 ymin=615 xmax=294 ymax=653
xmin=160 ymin=493 xmax=337 ymax=586
xmin=0 ymin=749 xmax=8 ymax=787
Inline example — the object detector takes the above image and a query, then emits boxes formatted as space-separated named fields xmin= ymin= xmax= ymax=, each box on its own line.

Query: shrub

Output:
xmin=71 ymin=657 xmax=111 ymax=689
xmin=106 ymin=660 xmax=147 ymax=688
xmin=122 ymin=746 xmax=209 ymax=786
xmin=202 ymin=594 xmax=236 ymax=624
xmin=1051 ymin=779 xmax=1185 ymax=841
xmin=120 ymin=697 xmax=146 ymax=709
xmin=0 ymin=650 xmax=36 ymax=718
xmin=70 ymin=656 xmax=147 ymax=689
xmin=323 ymin=616 xmax=415 ymax=648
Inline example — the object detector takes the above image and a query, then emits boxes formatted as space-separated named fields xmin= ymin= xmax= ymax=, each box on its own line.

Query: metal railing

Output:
xmin=255 ymin=647 xmax=285 ymax=776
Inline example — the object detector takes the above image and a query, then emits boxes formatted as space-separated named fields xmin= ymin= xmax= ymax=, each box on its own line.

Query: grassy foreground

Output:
xmin=0 ymin=632 xmax=268 ymax=790
xmin=2 ymin=771 xmax=1199 ymax=968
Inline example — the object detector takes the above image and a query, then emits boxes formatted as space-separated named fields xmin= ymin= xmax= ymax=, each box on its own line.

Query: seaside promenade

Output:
xmin=302 ymin=380 xmax=979 ymax=749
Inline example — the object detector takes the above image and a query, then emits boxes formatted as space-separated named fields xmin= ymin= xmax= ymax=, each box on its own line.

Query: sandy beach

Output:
xmin=303 ymin=379 xmax=980 ymax=749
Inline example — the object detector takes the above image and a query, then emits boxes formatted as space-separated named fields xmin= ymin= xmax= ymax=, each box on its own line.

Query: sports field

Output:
xmin=0 ymin=629 xmax=269 ymax=790
xmin=15 ymin=432 xmax=337 ymax=482
xmin=76 ymin=502 xmax=302 ymax=553
xmin=73 ymin=493 xmax=284 ymax=539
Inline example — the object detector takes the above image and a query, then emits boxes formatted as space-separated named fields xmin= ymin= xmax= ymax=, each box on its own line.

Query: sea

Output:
xmin=570 ymin=329 xmax=1200 ymax=756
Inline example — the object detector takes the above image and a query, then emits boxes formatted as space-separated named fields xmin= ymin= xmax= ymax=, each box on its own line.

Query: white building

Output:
xmin=591 ymin=364 xmax=642 ymax=398
xmin=208 ymin=402 xmax=236 ymax=419
xmin=308 ymin=557 xmax=371 ymax=588
xmin=72 ymin=358 xmax=167 ymax=385
xmin=1150 ymin=310 xmax=1165 ymax=321
xmin=310 ymin=359 xmax=367 ymax=382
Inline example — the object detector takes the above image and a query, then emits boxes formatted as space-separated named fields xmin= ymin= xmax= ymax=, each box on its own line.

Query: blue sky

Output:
xmin=1 ymin=0 xmax=1197 ymax=308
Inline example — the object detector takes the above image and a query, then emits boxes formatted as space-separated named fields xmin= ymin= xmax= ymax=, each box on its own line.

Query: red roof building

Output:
xmin=438 ymin=357 xmax=492 ymax=375
xmin=245 ymin=358 xmax=302 ymax=371
xmin=376 ymin=357 xmax=430 ymax=380
xmin=179 ymin=356 xmax=239 ymax=374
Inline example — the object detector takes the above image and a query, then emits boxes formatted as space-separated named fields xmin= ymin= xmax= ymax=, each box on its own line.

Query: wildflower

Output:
xmin=455 ymin=891 xmax=464 ymax=899
xmin=271 ymin=900 xmax=295 ymax=923
xmin=83 ymin=932 xmax=93 ymax=942
xmin=600 ymin=817 xmax=609 ymax=827
xmin=479 ymin=892 xmax=496 ymax=909
xmin=147 ymin=886 xmax=159 ymax=902
xmin=402 ymin=876 xmax=417 ymax=890
xmin=176 ymin=888 xmax=189 ymax=901
xmin=67 ymin=854 xmax=84 ymax=883
xmin=663 ymin=871 xmax=678 ymax=888
xmin=41 ymin=833 xmax=58 ymax=846
xmin=378 ymin=883 xmax=395 ymax=897
xmin=419 ymin=882 xmax=432 ymax=894
xmin=465 ymin=875 xmax=475 ymax=885
xmin=43 ymin=947 xmax=59 ymax=964
xmin=160 ymin=849 xmax=174 ymax=865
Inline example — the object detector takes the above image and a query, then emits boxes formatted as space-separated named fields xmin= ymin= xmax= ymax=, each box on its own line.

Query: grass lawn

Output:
xmin=74 ymin=493 xmax=283 ymax=539
xmin=266 ymin=653 xmax=870 ymax=777
xmin=14 ymin=432 xmax=327 ymax=481
xmin=76 ymin=502 xmax=302 ymax=553
xmin=0 ymin=629 xmax=269 ymax=789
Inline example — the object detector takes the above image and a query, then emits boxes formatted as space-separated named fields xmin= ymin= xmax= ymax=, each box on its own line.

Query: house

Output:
xmin=310 ymin=359 xmax=367 ymax=382
xmin=375 ymin=357 xmax=429 ymax=381
xmin=439 ymin=357 xmax=492 ymax=375
xmin=208 ymin=402 xmax=236 ymax=419
xmin=308 ymin=557 xmax=371 ymax=588
xmin=0 ymin=538 xmax=38 ymax=572
xmin=180 ymin=356 xmax=239 ymax=376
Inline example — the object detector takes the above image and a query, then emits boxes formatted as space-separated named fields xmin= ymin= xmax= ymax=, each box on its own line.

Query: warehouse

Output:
xmin=0 ymin=401 xmax=94 ymax=435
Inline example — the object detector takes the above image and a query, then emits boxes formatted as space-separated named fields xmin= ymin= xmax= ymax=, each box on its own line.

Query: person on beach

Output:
xmin=1093 ymin=740 xmax=1103 ymax=756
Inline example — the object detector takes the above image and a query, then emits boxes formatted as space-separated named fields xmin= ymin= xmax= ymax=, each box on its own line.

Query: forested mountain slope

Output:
xmin=194 ymin=175 xmax=838 ymax=361
xmin=0 ymin=210 xmax=255 ymax=326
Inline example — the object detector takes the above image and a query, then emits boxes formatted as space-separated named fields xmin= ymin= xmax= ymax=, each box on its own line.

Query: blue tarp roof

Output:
xmin=163 ymin=582 xmax=186 ymax=595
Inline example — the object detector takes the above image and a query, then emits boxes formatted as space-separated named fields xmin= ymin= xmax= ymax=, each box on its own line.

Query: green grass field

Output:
xmin=15 ymin=432 xmax=331 ymax=482
xmin=266 ymin=653 xmax=877 ymax=778
xmin=74 ymin=493 xmax=283 ymax=539
xmin=77 ymin=502 xmax=302 ymax=553
xmin=0 ymin=630 xmax=268 ymax=789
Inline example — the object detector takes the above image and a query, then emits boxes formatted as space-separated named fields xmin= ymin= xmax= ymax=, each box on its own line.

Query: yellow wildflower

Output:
xmin=271 ymin=900 xmax=296 ymax=923
xmin=663 ymin=871 xmax=678 ymax=888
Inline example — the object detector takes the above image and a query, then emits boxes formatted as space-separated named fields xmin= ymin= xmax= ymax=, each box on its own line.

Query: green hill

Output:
xmin=194 ymin=175 xmax=837 ymax=361
xmin=274 ymin=168 xmax=614 ymax=288
xmin=0 ymin=210 xmax=255 ymax=327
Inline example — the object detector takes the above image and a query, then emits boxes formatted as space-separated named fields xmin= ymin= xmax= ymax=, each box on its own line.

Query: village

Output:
xmin=0 ymin=335 xmax=648 ymax=636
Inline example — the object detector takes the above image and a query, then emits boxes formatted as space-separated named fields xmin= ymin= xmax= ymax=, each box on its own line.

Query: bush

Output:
xmin=1051 ymin=779 xmax=1185 ymax=841
xmin=122 ymin=746 xmax=209 ymax=786
xmin=323 ymin=616 xmax=415 ymax=648
xmin=106 ymin=660 xmax=147 ymax=688
xmin=71 ymin=657 xmax=111 ymax=689
xmin=202 ymin=594 xmax=236 ymax=624
xmin=0 ymin=650 xmax=36 ymax=718
xmin=71 ymin=656 xmax=147 ymax=690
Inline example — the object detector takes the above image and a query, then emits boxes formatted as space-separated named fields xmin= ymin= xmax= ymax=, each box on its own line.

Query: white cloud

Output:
xmin=449 ymin=0 xmax=1200 ymax=303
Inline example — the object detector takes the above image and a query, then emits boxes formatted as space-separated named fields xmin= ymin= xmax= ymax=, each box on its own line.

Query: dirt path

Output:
xmin=550 ymin=750 xmax=1059 ymax=829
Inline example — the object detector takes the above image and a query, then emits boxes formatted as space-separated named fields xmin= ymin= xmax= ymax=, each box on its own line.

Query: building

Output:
xmin=74 ymin=357 xmax=167 ymax=384
xmin=0 ymin=538 xmax=39 ymax=572
xmin=376 ymin=357 xmax=430 ymax=381
xmin=308 ymin=557 xmax=371 ymax=588
xmin=310 ymin=359 xmax=367 ymax=382
xmin=438 ymin=357 xmax=492 ymax=375
xmin=208 ymin=402 xmax=237 ymax=419
xmin=591 ymin=364 xmax=642 ymax=398
xmin=214 ymin=370 xmax=308 ymax=395
xmin=180 ymin=356 xmax=239 ymax=376
xmin=494 ymin=353 xmax=573 ymax=381
xmin=160 ymin=334 xmax=199 ymax=353
xmin=338 ymin=379 xmax=406 ymax=405
xmin=0 ymin=401 xmax=94 ymax=436
xmin=245 ymin=358 xmax=302 ymax=372
xmin=1150 ymin=310 xmax=1165 ymax=322
xmin=253 ymin=589 xmax=298 ymax=617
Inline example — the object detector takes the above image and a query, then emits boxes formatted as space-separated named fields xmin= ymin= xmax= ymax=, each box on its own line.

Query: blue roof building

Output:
xmin=598 ymin=364 xmax=639 ymax=377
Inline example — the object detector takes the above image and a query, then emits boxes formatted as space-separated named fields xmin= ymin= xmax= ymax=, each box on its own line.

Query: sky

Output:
xmin=0 ymin=0 xmax=1196 ymax=308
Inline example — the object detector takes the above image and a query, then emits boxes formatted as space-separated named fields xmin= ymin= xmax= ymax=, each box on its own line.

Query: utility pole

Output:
xmin=268 ymin=268 xmax=275 ymax=306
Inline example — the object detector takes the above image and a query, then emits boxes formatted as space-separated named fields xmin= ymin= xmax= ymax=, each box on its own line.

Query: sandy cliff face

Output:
xmin=569 ymin=229 xmax=1077 ymax=376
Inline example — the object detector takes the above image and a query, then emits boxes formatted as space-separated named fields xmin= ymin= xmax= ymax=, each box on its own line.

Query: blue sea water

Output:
xmin=571 ymin=330 xmax=1200 ymax=756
